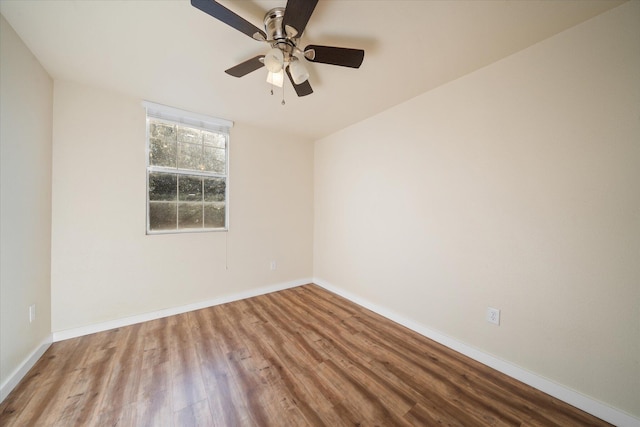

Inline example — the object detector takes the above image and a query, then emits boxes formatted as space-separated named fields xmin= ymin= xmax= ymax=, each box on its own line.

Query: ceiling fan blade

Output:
xmin=286 ymin=67 xmax=313 ymax=97
xmin=191 ymin=0 xmax=267 ymax=41
xmin=304 ymin=45 xmax=365 ymax=68
xmin=283 ymin=0 xmax=318 ymax=38
xmin=225 ymin=56 xmax=265 ymax=77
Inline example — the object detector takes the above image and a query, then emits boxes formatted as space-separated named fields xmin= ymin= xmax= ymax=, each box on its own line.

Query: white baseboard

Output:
xmin=53 ymin=278 xmax=312 ymax=342
xmin=1 ymin=335 xmax=52 ymax=403
xmin=313 ymin=278 xmax=639 ymax=427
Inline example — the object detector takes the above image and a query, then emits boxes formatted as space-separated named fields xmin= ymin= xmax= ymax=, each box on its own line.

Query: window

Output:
xmin=144 ymin=102 xmax=233 ymax=234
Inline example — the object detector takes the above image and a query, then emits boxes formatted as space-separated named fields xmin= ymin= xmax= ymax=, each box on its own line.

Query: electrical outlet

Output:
xmin=270 ymin=261 xmax=277 ymax=271
xmin=29 ymin=304 xmax=36 ymax=324
xmin=486 ymin=307 xmax=500 ymax=325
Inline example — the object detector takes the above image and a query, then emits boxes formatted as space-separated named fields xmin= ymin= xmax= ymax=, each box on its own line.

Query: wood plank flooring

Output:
xmin=0 ymin=284 xmax=610 ymax=426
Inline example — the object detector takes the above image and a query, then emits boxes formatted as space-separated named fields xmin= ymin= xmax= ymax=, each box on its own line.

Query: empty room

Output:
xmin=1 ymin=0 xmax=638 ymax=425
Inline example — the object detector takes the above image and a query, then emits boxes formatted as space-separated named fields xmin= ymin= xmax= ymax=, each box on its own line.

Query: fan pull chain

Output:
xmin=282 ymin=81 xmax=286 ymax=105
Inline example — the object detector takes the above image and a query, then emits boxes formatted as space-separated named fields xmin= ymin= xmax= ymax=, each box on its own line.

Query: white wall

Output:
xmin=0 ymin=16 xmax=53 ymax=396
xmin=314 ymin=1 xmax=639 ymax=418
xmin=51 ymin=80 xmax=314 ymax=332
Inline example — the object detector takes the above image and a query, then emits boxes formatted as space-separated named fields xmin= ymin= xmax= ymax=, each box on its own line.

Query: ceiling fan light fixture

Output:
xmin=289 ymin=58 xmax=310 ymax=85
xmin=264 ymin=47 xmax=284 ymax=72
xmin=267 ymin=70 xmax=284 ymax=88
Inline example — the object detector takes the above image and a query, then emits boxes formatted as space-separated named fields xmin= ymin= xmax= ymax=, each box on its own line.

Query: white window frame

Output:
xmin=143 ymin=101 xmax=233 ymax=234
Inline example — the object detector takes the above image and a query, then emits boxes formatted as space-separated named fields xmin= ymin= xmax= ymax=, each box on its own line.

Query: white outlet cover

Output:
xmin=487 ymin=307 xmax=500 ymax=325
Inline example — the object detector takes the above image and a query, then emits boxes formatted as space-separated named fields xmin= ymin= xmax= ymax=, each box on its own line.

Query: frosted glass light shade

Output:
xmin=288 ymin=59 xmax=309 ymax=84
xmin=267 ymin=70 xmax=284 ymax=87
xmin=264 ymin=48 xmax=284 ymax=73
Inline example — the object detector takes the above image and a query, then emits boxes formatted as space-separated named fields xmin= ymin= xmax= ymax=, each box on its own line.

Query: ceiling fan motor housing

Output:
xmin=264 ymin=8 xmax=296 ymax=58
xmin=264 ymin=8 xmax=285 ymax=40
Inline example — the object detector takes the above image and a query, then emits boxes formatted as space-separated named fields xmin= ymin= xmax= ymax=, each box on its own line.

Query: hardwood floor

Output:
xmin=0 ymin=284 xmax=610 ymax=426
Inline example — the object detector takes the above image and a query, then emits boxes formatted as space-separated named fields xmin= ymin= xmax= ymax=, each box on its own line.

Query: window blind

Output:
xmin=142 ymin=101 xmax=233 ymax=133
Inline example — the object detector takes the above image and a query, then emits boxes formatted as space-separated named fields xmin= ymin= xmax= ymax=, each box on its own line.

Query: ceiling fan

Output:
xmin=191 ymin=0 xmax=365 ymax=98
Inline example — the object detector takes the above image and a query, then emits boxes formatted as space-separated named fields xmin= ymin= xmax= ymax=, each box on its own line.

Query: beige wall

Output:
xmin=0 ymin=16 xmax=53 ymax=391
xmin=51 ymin=81 xmax=314 ymax=332
xmin=3 ymin=0 xmax=638 ymax=420
xmin=314 ymin=1 xmax=639 ymax=417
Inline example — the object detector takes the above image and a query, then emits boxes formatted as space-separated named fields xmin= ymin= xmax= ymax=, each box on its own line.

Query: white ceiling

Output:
xmin=0 ymin=0 xmax=625 ymax=140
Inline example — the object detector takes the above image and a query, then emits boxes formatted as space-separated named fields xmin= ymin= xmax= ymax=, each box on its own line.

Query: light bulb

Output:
xmin=264 ymin=48 xmax=284 ymax=73
xmin=267 ymin=70 xmax=284 ymax=88
xmin=288 ymin=59 xmax=309 ymax=85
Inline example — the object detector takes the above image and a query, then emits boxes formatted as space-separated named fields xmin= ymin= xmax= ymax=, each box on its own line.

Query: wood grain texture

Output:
xmin=0 ymin=284 xmax=610 ymax=426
